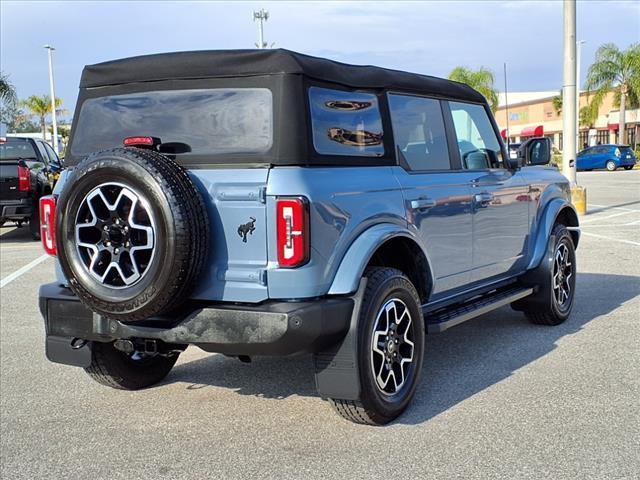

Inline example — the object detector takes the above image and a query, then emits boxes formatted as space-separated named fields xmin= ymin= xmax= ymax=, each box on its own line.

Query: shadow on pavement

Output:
xmin=0 ymin=225 xmax=38 ymax=243
xmin=586 ymin=200 xmax=640 ymax=215
xmin=168 ymin=272 xmax=639 ymax=422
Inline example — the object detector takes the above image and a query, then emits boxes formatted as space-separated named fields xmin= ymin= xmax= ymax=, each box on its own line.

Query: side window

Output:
xmin=449 ymin=101 xmax=503 ymax=170
xmin=34 ymin=141 xmax=49 ymax=165
xmin=309 ymin=87 xmax=384 ymax=157
xmin=43 ymin=142 xmax=60 ymax=166
xmin=388 ymin=94 xmax=450 ymax=171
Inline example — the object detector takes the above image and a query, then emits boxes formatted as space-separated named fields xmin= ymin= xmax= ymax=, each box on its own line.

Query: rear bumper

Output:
xmin=0 ymin=199 xmax=32 ymax=219
xmin=39 ymin=283 xmax=354 ymax=365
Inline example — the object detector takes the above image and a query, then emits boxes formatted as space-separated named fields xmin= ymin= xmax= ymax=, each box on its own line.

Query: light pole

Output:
xmin=44 ymin=45 xmax=59 ymax=153
xmin=562 ymin=0 xmax=586 ymax=214
xmin=576 ymin=40 xmax=585 ymax=148
xmin=253 ymin=9 xmax=269 ymax=49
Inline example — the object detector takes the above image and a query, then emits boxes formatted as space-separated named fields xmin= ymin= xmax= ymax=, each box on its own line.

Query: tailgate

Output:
xmin=189 ymin=168 xmax=270 ymax=303
xmin=0 ymin=162 xmax=21 ymax=202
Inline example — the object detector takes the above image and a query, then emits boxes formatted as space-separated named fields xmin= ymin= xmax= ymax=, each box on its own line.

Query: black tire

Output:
xmin=623 ymin=165 xmax=634 ymax=170
xmin=518 ymin=223 xmax=576 ymax=326
xmin=330 ymin=267 xmax=425 ymax=425
xmin=56 ymin=148 xmax=209 ymax=321
xmin=606 ymin=160 xmax=617 ymax=171
xmin=85 ymin=341 xmax=179 ymax=390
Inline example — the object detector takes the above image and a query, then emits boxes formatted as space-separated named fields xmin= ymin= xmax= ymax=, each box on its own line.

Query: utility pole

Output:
xmin=44 ymin=45 xmax=59 ymax=153
xmin=576 ymin=40 xmax=586 ymax=148
xmin=253 ymin=9 xmax=269 ymax=49
xmin=503 ymin=62 xmax=510 ymax=147
xmin=562 ymin=0 xmax=586 ymax=214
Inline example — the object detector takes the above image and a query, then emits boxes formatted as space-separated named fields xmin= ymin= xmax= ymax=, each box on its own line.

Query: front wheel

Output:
xmin=330 ymin=267 xmax=425 ymax=425
xmin=85 ymin=341 xmax=179 ymax=390
xmin=606 ymin=160 xmax=617 ymax=171
xmin=519 ymin=223 xmax=577 ymax=326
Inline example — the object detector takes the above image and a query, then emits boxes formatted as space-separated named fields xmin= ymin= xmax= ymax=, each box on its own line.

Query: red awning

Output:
xmin=500 ymin=129 xmax=507 ymax=139
xmin=520 ymin=125 xmax=544 ymax=137
xmin=608 ymin=123 xmax=619 ymax=131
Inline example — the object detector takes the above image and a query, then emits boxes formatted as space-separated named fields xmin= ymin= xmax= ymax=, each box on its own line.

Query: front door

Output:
xmin=448 ymin=101 xmax=530 ymax=283
xmin=388 ymin=94 xmax=474 ymax=297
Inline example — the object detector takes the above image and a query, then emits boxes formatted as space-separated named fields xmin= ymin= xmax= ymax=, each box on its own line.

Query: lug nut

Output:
xmin=106 ymin=241 xmax=111 ymax=246
xmin=395 ymin=339 xmax=399 ymax=344
xmin=114 ymin=248 xmax=119 ymax=254
xmin=103 ymin=226 xmax=108 ymax=231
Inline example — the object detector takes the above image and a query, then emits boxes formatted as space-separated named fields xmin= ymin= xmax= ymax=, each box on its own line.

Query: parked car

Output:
xmin=38 ymin=49 xmax=580 ymax=425
xmin=577 ymin=144 xmax=637 ymax=171
xmin=0 ymin=136 xmax=64 ymax=237
xmin=507 ymin=142 xmax=522 ymax=159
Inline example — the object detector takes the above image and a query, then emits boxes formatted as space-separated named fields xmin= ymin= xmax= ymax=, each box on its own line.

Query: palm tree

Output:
xmin=585 ymin=43 xmax=640 ymax=144
xmin=0 ymin=71 xmax=17 ymax=105
xmin=448 ymin=66 xmax=499 ymax=112
xmin=21 ymin=95 xmax=63 ymax=140
xmin=552 ymin=91 xmax=563 ymax=116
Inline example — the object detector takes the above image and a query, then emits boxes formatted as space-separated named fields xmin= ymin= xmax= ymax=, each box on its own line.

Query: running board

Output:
xmin=425 ymin=287 xmax=534 ymax=333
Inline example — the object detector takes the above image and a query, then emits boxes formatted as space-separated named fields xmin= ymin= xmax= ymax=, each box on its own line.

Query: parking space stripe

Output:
xmin=580 ymin=231 xmax=640 ymax=247
xmin=0 ymin=254 xmax=50 ymax=288
xmin=581 ymin=210 xmax=638 ymax=224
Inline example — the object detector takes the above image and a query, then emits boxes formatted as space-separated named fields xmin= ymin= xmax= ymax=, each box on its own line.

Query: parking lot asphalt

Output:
xmin=1 ymin=170 xmax=638 ymax=479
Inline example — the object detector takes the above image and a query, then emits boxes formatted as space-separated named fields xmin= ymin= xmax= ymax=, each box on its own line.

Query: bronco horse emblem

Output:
xmin=237 ymin=217 xmax=256 ymax=243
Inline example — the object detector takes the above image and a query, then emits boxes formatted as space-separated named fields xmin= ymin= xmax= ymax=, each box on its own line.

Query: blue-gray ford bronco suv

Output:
xmin=39 ymin=49 xmax=580 ymax=425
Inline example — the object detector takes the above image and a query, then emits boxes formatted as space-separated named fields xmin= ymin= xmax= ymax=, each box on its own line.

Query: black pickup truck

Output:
xmin=0 ymin=136 xmax=64 ymax=239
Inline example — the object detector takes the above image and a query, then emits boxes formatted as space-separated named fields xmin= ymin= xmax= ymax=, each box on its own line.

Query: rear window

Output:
xmin=70 ymin=88 xmax=273 ymax=157
xmin=0 ymin=139 xmax=38 ymax=161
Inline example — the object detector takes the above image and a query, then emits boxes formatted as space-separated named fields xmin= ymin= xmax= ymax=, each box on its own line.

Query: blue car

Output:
xmin=577 ymin=144 xmax=637 ymax=171
xmin=38 ymin=49 xmax=580 ymax=425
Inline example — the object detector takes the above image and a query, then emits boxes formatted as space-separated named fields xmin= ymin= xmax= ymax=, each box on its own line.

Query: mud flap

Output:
xmin=313 ymin=279 xmax=367 ymax=401
xmin=512 ymin=235 xmax=555 ymax=311
xmin=45 ymin=335 xmax=92 ymax=368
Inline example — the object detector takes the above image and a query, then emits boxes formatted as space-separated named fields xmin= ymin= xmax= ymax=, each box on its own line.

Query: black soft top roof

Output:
xmin=80 ymin=49 xmax=485 ymax=103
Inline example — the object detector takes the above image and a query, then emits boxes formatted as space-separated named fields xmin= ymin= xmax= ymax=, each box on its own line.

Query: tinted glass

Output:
xmin=43 ymin=142 xmax=60 ymax=165
xmin=449 ymin=101 xmax=503 ymax=169
xmin=309 ymin=87 xmax=384 ymax=157
xmin=0 ymin=138 xmax=38 ymax=160
xmin=388 ymin=94 xmax=450 ymax=170
xmin=71 ymin=89 xmax=273 ymax=157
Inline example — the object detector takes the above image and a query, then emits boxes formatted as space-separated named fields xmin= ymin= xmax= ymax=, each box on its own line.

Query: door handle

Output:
xmin=410 ymin=198 xmax=436 ymax=210
xmin=473 ymin=192 xmax=494 ymax=206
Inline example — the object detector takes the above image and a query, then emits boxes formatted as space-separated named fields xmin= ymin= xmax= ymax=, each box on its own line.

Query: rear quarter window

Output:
xmin=309 ymin=87 xmax=384 ymax=157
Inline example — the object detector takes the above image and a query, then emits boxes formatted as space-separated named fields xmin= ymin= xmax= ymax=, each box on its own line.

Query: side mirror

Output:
xmin=518 ymin=137 xmax=551 ymax=166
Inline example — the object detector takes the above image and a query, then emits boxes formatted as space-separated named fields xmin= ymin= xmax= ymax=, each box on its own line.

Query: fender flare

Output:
xmin=328 ymin=223 xmax=432 ymax=295
xmin=527 ymin=199 xmax=579 ymax=270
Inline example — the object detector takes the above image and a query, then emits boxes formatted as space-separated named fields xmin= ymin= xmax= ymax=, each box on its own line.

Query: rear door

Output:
xmin=388 ymin=93 xmax=473 ymax=296
xmin=447 ymin=101 xmax=530 ymax=283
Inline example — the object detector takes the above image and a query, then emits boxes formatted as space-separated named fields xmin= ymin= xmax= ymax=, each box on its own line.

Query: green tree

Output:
xmin=552 ymin=91 xmax=563 ymax=116
xmin=20 ymin=95 xmax=64 ymax=140
xmin=585 ymin=43 xmax=640 ymax=144
xmin=0 ymin=71 xmax=17 ymax=106
xmin=448 ymin=66 xmax=499 ymax=112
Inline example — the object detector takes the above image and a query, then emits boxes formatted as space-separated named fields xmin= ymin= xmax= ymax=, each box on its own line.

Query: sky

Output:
xmin=1 ymin=0 xmax=639 ymax=121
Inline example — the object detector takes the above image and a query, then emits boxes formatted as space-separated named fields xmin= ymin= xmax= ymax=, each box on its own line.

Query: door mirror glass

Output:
xmin=519 ymin=137 xmax=551 ymax=166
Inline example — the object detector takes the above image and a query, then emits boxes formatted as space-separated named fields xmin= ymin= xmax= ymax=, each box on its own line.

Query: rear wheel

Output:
xmin=85 ymin=341 xmax=179 ymax=390
xmin=623 ymin=165 xmax=634 ymax=170
xmin=606 ymin=160 xmax=617 ymax=171
xmin=29 ymin=204 xmax=40 ymax=240
xmin=330 ymin=267 xmax=425 ymax=425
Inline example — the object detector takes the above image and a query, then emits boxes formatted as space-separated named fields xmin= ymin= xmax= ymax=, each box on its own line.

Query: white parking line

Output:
xmin=581 ymin=210 xmax=639 ymax=224
xmin=580 ymin=231 xmax=640 ymax=247
xmin=0 ymin=254 xmax=50 ymax=288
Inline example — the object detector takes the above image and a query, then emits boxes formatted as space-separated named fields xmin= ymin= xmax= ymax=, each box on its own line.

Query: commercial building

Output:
xmin=494 ymin=90 xmax=639 ymax=150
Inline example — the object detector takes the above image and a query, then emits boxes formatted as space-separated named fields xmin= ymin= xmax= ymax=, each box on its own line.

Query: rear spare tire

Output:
xmin=56 ymin=147 xmax=209 ymax=321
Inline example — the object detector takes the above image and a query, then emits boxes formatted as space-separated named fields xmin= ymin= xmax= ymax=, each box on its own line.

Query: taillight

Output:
xmin=276 ymin=197 xmax=309 ymax=268
xmin=18 ymin=165 xmax=30 ymax=192
xmin=39 ymin=195 xmax=57 ymax=256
